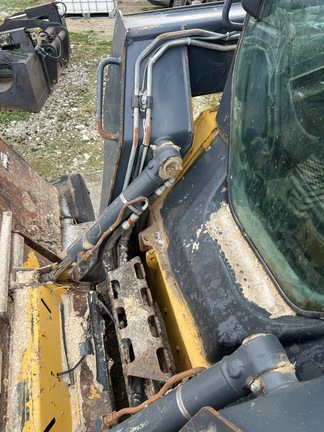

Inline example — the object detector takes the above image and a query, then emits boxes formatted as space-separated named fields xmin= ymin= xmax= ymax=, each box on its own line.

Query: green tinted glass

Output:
xmin=230 ymin=0 xmax=324 ymax=311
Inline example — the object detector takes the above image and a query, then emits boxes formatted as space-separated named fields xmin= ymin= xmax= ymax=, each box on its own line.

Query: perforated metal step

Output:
xmin=108 ymin=257 xmax=172 ymax=383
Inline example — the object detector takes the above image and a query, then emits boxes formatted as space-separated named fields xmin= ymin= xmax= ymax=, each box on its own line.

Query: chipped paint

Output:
xmin=192 ymin=241 xmax=200 ymax=252
xmin=205 ymin=204 xmax=295 ymax=318
xmin=140 ymin=225 xmax=209 ymax=371
xmin=88 ymin=384 xmax=101 ymax=400
xmin=129 ymin=422 xmax=149 ymax=432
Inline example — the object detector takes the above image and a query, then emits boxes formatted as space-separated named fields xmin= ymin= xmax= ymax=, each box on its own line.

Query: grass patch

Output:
xmin=70 ymin=32 xmax=112 ymax=62
xmin=0 ymin=110 xmax=31 ymax=126
xmin=0 ymin=18 xmax=112 ymax=179
xmin=0 ymin=0 xmax=44 ymax=15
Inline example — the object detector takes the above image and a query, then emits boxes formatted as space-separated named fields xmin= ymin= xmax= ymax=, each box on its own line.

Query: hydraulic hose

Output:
xmin=137 ymin=36 xmax=237 ymax=174
xmin=48 ymin=140 xmax=182 ymax=282
xmin=99 ymin=334 xmax=297 ymax=432
xmin=123 ymin=29 xmax=238 ymax=190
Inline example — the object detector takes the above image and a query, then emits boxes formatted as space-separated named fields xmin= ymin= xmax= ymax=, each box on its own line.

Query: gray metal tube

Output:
xmin=136 ymin=35 xmax=237 ymax=174
xmin=124 ymin=29 xmax=237 ymax=190
xmin=146 ymin=37 xmax=237 ymax=101
xmin=96 ymin=56 xmax=121 ymax=140
xmin=60 ymin=141 xmax=182 ymax=282
xmin=136 ymin=36 xmax=237 ymax=175
xmin=106 ymin=334 xmax=296 ymax=432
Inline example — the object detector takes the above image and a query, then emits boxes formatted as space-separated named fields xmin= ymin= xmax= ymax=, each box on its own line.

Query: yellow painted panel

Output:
xmin=180 ymin=107 xmax=219 ymax=178
xmin=142 ymin=108 xmax=219 ymax=371
xmin=146 ymin=249 xmax=210 ymax=372
xmin=17 ymin=252 xmax=72 ymax=431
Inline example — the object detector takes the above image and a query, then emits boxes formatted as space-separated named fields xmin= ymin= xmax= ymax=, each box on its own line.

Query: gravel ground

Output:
xmin=0 ymin=1 xmax=159 ymax=213
xmin=0 ymin=0 xmax=218 ymax=214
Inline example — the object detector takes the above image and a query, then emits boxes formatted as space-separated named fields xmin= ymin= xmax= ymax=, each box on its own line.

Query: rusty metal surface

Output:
xmin=108 ymin=257 xmax=172 ymax=382
xmin=0 ymin=318 xmax=10 ymax=432
xmin=0 ymin=211 xmax=12 ymax=316
xmin=96 ymin=118 xmax=118 ymax=141
xmin=0 ymin=139 xmax=62 ymax=257
xmin=179 ymin=407 xmax=242 ymax=432
xmin=71 ymin=293 xmax=114 ymax=432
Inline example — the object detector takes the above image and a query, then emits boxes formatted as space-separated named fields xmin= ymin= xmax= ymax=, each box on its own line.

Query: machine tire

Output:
xmin=172 ymin=0 xmax=188 ymax=5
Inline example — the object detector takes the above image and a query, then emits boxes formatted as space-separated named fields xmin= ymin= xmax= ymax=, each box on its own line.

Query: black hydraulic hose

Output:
xmin=57 ymin=355 xmax=86 ymax=377
xmin=101 ymin=334 xmax=297 ymax=432
xmin=59 ymin=303 xmax=74 ymax=385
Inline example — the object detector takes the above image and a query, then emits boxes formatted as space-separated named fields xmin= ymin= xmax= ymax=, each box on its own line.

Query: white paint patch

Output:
xmin=205 ymin=203 xmax=295 ymax=318
xmin=192 ymin=241 xmax=200 ymax=252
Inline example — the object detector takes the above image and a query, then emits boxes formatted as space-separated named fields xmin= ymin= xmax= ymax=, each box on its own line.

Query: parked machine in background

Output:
xmin=0 ymin=0 xmax=323 ymax=430
xmin=0 ymin=2 xmax=70 ymax=111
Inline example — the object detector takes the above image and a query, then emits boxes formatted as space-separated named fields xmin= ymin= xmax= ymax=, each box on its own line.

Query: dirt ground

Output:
xmin=66 ymin=0 xmax=169 ymax=37
xmin=0 ymin=0 xmax=217 ymax=215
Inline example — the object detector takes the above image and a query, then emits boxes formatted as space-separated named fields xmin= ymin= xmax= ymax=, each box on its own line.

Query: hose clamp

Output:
xmin=176 ymin=385 xmax=192 ymax=421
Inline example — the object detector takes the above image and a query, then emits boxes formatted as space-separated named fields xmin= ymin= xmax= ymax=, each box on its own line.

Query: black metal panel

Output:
xmin=52 ymin=174 xmax=95 ymax=223
xmin=101 ymin=2 xmax=245 ymax=208
xmin=0 ymin=20 xmax=70 ymax=86
xmin=216 ymin=61 xmax=234 ymax=139
xmin=161 ymin=133 xmax=324 ymax=381
xmin=188 ymin=45 xmax=236 ymax=96
xmin=180 ymin=407 xmax=241 ymax=432
xmin=221 ymin=376 xmax=324 ymax=432
xmin=0 ymin=28 xmax=50 ymax=112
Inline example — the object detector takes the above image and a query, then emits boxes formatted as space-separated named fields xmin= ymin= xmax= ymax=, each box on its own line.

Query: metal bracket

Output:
xmin=108 ymin=257 xmax=172 ymax=382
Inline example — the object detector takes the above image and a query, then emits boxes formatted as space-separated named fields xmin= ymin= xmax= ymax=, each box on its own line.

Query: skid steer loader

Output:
xmin=0 ymin=0 xmax=323 ymax=430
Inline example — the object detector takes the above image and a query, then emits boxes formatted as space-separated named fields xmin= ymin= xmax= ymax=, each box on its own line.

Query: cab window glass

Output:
xmin=230 ymin=0 xmax=324 ymax=311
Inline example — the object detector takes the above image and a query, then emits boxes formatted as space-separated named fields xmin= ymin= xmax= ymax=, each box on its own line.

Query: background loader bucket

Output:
xmin=0 ymin=2 xmax=70 ymax=112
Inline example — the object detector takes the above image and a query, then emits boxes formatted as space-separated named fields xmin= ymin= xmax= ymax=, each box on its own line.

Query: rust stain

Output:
xmin=159 ymin=156 xmax=183 ymax=180
xmin=143 ymin=123 xmax=151 ymax=147
xmin=109 ymin=258 xmax=173 ymax=382
xmin=96 ymin=118 xmax=118 ymax=141
xmin=0 ymin=139 xmax=62 ymax=257
xmin=133 ymin=125 xmax=139 ymax=149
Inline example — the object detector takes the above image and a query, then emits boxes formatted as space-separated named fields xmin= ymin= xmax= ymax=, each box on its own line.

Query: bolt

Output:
xmin=250 ymin=379 xmax=265 ymax=394
xmin=227 ymin=360 xmax=242 ymax=378
xmin=159 ymin=156 xmax=182 ymax=180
